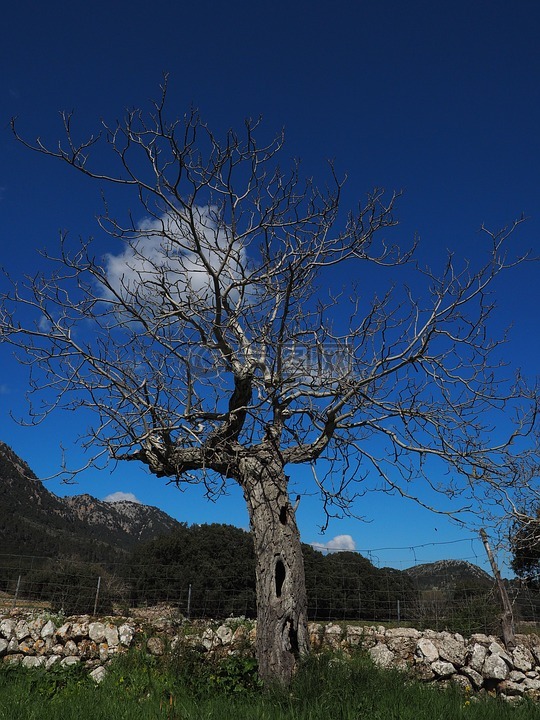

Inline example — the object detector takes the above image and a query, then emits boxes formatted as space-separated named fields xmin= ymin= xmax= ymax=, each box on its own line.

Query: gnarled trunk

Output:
xmin=240 ymin=455 xmax=310 ymax=686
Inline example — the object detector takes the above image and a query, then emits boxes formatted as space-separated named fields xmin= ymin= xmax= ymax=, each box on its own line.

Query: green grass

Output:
xmin=1 ymin=650 xmax=540 ymax=720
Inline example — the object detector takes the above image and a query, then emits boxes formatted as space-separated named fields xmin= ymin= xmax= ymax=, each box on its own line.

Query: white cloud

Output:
xmin=103 ymin=205 xmax=245 ymax=312
xmin=311 ymin=534 xmax=357 ymax=554
xmin=38 ymin=316 xmax=52 ymax=332
xmin=103 ymin=491 xmax=142 ymax=504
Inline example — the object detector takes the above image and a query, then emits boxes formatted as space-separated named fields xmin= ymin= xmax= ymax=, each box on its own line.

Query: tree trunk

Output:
xmin=240 ymin=455 xmax=310 ymax=686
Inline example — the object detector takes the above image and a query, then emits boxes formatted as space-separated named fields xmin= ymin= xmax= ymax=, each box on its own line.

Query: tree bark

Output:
xmin=240 ymin=454 xmax=310 ymax=686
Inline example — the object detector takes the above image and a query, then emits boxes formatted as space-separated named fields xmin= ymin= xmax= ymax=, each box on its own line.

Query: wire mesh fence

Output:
xmin=2 ymin=548 xmax=540 ymax=636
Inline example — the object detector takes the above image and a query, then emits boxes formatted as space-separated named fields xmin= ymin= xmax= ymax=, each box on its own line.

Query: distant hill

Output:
xmin=404 ymin=559 xmax=493 ymax=593
xmin=0 ymin=441 xmax=181 ymax=565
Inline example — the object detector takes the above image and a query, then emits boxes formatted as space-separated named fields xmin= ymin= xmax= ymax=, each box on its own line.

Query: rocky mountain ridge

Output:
xmin=0 ymin=441 xmax=181 ymax=562
xmin=404 ymin=559 xmax=493 ymax=592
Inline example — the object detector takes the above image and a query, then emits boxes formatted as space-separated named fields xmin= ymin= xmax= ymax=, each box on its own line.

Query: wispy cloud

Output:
xmin=311 ymin=534 xmax=357 ymax=554
xmin=103 ymin=491 xmax=142 ymax=504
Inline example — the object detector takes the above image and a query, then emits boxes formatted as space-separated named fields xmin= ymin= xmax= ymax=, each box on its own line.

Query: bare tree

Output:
xmin=1 ymin=82 xmax=538 ymax=684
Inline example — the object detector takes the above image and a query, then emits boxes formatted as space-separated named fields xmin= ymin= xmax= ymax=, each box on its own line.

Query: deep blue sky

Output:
xmin=1 ymin=0 xmax=539 ymax=570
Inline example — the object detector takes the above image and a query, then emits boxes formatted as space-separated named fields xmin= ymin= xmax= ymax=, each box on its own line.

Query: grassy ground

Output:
xmin=1 ymin=649 xmax=540 ymax=720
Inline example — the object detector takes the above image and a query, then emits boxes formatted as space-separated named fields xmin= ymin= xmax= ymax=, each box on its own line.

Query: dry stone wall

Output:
xmin=2 ymin=610 xmax=540 ymax=702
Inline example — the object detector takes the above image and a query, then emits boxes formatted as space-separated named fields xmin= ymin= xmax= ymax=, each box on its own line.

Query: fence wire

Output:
xmin=2 ymin=542 xmax=540 ymax=636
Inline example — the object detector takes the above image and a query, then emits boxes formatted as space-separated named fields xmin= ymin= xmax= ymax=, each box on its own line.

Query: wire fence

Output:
xmin=2 ymin=539 xmax=540 ymax=636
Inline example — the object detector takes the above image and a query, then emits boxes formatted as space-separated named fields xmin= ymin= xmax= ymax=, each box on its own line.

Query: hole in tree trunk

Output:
xmin=279 ymin=505 xmax=288 ymax=524
xmin=275 ymin=559 xmax=286 ymax=597
xmin=288 ymin=619 xmax=299 ymax=656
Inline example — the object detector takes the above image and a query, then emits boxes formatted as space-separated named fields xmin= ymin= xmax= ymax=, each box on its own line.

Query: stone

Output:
xmin=431 ymin=661 xmax=456 ymax=678
xmin=232 ymin=625 xmax=248 ymax=645
xmin=416 ymin=638 xmax=439 ymax=663
xmin=18 ymin=640 xmax=34 ymax=655
xmin=483 ymin=653 xmax=508 ymax=680
xmin=368 ymin=643 xmax=394 ymax=669
xmin=0 ymin=620 xmax=15 ymax=640
xmin=118 ymin=624 xmax=134 ymax=646
xmin=488 ymin=641 xmax=511 ymax=664
xmin=28 ymin=619 xmax=44 ymax=641
xmin=61 ymin=656 xmax=79 ymax=667
xmin=64 ymin=640 xmax=78 ymax=657
xmin=71 ymin=621 xmax=89 ymax=639
xmin=462 ymin=666 xmax=484 ymax=689
xmin=508 ymin=670 xmax=526 ymax=682
xmin=77 ymin=639 xmax=98 ymax=660
xmin=523 ymin=677 xmax=540 ymax=692
xmin=40 ymin=621 xmax=56 ymax=640
xmin=324 ymin=624 xmax=343 ymax=648
xmin=22 ymin=656 xmax=45 ymax=668
xmin=0 ymin=640 xmax=8 ymax=657
xmin=385 ymin=627 xmax=421 ymax=639
xmin=437 ymin=634 xmax=466 ymax=666
xmin=451 ymin=674 xmax=472 ymax=691
xmin=201 ymin=628 xmax=217 ymax=651
xmin=4 ymin=654 xmax=23 ymax=665
xmin=99 ymin=643 xmax=110 ymax=662
xmin=216 ymin=624 xmax=233 ymax=644
xmin=512 ymin=646 xmax=534 ymax=672
xmin=147 ymin=636 xmax=165 ymax=656
xmin=56 ymin=623 xmax=71 ymax=641
xmin=104 ymin=624 xmax=119 ymax=647
xmin=45 ymin=655 xmax=61 ymax=668
xmin=33 ymin=639 xmax=46 ymax=655
xmin=90 ymin=666 xmax=107 ymax=684
xmin=468 ymin=643 xmax=488 ymax=673
xmin=15 ymin=621 xmax=30 ymax=641
xmin=88 ymin=622 xmax=106 ymax=643
xmin=345 ymin=626 xmax=364 ymax=647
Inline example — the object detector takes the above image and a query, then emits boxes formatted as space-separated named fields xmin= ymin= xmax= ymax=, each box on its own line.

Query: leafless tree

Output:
xmin=1 ymin=81 xmax=538 ymax=684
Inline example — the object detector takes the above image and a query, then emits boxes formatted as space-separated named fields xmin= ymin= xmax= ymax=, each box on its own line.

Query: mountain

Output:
xmin=0 ymin=441 xmax=181 ymax=565
xmin=404 ymin=559 xmax=493 ymax=593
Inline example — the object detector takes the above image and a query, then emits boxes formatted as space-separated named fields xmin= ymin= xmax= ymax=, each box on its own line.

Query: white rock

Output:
xmin=216 ymin=624 xmax=233 ymax=644
xmin=22 ymin=656 xmax=45 ymax=668
xmin=512 ymin=646 xmax=534 ymax=672
xmin=89 ymin=622 xmax=106 ymax=643
xmin=56 ymin=623 xmax=71 ymax=641
xmin=416 ymin=638 xmax=439 ymax=663
xmin=523 ymin=677 xmax=540 ymax=692
xmin=64 ymin=640 xmax=78 ymax=656
xmin=488 ymin=641 xmax=511 ymax=664
xmin=147 ymin=636 xmax=165 ymax=656
xmin=468 ymin=643 xmax=488 ymax=673
xmin=431 ymin=660 xmax=456 ymax=678
xmin=71 ymin=622 xmax=89 ymax=639
xmin=0 ymin=620 xmax=15 ymax=640
xmin=60 ymin=656 xmax=79 ymax=667
xmin=437 ymin=635 xmax=466 ymax=666
xmin=15 ymin=621 xmax=30 ymax=641
xmin=90 ymin=666 xmax=107 ymax=684
xmin=385 ymin=628 xmax=421 ymax=639
xmin=45 ymin=655 xmax=61 ymax=668
xmin=40 ymin=620 xmax=56 ymax=640
xmin=483 ymin=653 xmax=509 ymax=680
xmin=368 ymin=643 xmax=394 ymax=668
xmin=28 ymin=619 xmax=44 ymax=641
xmin=104 ymin=625 xmax=119 ymax=647
xmin=118 ymin=624 xmax=134 ymax=646
xmin=0 ymin=639 xmax=8 ymax=657
xmin=462 ymin=666 xmax=484 ymax=689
